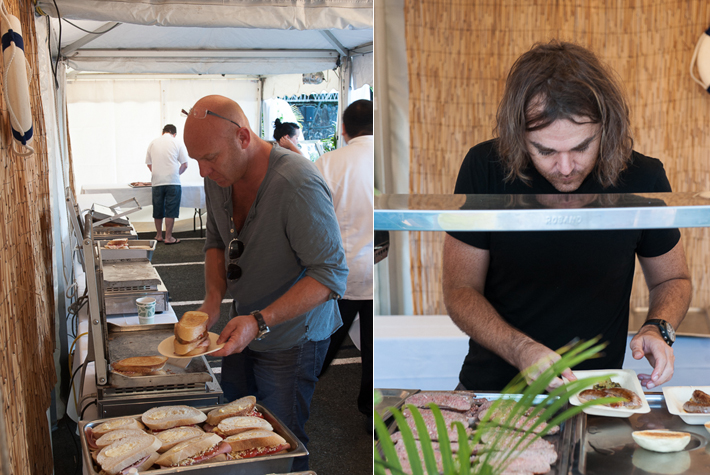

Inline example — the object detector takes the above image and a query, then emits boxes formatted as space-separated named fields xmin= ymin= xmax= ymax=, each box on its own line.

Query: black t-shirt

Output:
xmin=449 ymin=139 xmax=680 ymax=391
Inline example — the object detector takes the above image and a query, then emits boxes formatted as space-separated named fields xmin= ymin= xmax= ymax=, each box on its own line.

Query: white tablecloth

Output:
xmin=81 ymin=182 xmax=205 ymax=209
xmin=374 ymin=315 xmax=710 ymax=390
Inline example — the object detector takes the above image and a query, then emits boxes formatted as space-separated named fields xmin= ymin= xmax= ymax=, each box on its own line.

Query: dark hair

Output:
xmin=163 ymin=124 xmax=177 ymax=135
xmin=342 ymin=99 xmax=373 ymax=137
xmin=495 ymin=40 xmax=633 ymax=188
xmin=273 ymin=118 xmax=300 ymax=141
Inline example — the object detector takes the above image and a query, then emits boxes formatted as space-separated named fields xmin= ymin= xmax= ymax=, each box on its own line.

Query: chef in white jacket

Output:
xmin=315 ymin=99 xmax=374 ymax=424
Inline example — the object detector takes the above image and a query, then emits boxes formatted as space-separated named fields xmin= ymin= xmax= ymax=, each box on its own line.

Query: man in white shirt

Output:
xmin=146 ymin=124 xmax=189 ymax=244
xmin=315 ymin=99 xmax=373 ymax=420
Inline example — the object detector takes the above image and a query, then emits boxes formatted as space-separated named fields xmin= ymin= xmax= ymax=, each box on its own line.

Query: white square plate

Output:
xmin=662 ymin=386 xmax=710 ymax=425
xmin=568 ymin=369 xmax=650 ymax=417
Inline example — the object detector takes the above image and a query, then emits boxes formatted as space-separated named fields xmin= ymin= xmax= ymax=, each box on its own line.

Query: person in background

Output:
xmin=183 ymin=95 xmax=348 ymax=471
xmin=273 ymin=118 xmax=306 ymax=156
xmin=315 ymin=99 xmax=374 ymax=427
xmin=442 ymin=40 xmax=692 ymax=392
xmin=146 ymin=124 xmax=189 ymax=245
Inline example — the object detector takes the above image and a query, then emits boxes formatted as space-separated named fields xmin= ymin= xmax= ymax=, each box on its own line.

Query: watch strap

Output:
xmin=250 ymin=310 xmax=270 ymax=340
xmin=642 ymin=319 xmax=674 ymax=346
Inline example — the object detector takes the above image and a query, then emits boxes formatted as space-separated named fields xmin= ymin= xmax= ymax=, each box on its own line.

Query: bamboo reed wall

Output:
xmin=404 ymin=0 xmax=710 ymax=315
xmin=0 ymin=1 xmax=55 ymax=474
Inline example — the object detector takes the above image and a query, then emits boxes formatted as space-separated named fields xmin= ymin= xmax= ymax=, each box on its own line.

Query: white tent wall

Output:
xmin=66 ymin=76 xmax=260 ymax=226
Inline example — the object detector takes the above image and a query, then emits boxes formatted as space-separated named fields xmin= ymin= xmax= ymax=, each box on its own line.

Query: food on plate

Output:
xmin=112 ymin=355 xmax=168 ymax=376
xmin=130 ymin=182 xmax=152 ymax=187
xmin=578 ymin=387 xmax=642 ymax=409
xmin=205 ymin=395 xmax=258 ymax=426
xmin=174 ymin=311 xmax=210 ymax=356
xmin=223 ymin=429 xmax=291 ymax=459
xmin=632 ymin=430 xmax=691 ymax=453
xmin=141 ymin=405 xmax=207 ymax=432
xmin=405 ymin=390 xmax=476 ymax=412
xmin=95 ymin=433 xmax=161 ymax=475
xmin=95 ymin=429 xmax=148 ymax=449
xmin=682 ymin=389 xmax=710 ymax=413
xmin=155 ymin=425 xmax=205 ymax=453
xmin=104 ymin=238 xmax=129 ymax=250
xmin=213 ymin=416 xmax=273 ymax=437
xmin=155 ymin=432 xmax=232 ymax=467
xmin=593 ymin=378 xmax=621 ymax=390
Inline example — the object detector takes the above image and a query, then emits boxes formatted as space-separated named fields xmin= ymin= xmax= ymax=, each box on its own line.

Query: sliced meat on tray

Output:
xmin=405 ymin=391 xmax=477 ymax=412
xmin=478 ymin=401 xmax=559 ymax=435
xmin=393 ymin=438 xmax=444 ymax=474
xmin=401 ymin=407 xmax=472 ymax=441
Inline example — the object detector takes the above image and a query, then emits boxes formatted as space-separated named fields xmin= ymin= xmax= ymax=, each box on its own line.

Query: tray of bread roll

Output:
xmin=79 ymin=398 xmax=307 ymax=474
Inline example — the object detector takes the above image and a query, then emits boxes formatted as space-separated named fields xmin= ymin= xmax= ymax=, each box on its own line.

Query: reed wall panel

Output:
xmin=403 ymin=0 xmax=710 ymax=315
xmin=0 ymin=0 xmax=55 ymax=473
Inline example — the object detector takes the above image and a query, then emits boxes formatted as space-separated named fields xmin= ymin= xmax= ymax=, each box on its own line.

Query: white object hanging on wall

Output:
xmin=691 ymin=26 xmax=710 ymax=94
xmin=1 ymin=2 xmax=33 ymax=155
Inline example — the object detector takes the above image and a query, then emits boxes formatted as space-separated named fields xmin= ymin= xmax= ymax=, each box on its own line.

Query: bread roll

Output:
xmin=141 ymin=405 xmax=207 ymax=431
xmin=96 ymin=433 xmax=161 ymax=475
xmin=175 ymin=311 xmax=209 ymax=341
xmin=215 ymin=416 xmax=272 ymax=437
xmin=223 ymin=429 xmax=287 ymax=452
xmin=155 ymin=425 xmax=204 ymax=453
xmin=95 ymin=429 xmax=147 ymax=448
xmin=206 ymin=395 xmax=257 ymax=426
xmin=155 ymin=433 xmax=223 ymax=467
xmin=632 ymin=430 xmax=690 ymax=453
xmin=92 ymin=417 xmax=145 ymax=437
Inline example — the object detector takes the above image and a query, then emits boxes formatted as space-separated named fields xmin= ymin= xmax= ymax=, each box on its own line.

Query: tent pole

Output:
xmin=337 ymin=55 xmax=352 ymax=148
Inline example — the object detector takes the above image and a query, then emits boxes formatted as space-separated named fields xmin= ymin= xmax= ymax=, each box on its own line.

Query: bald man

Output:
xmin=183 ymin=95 xmax=348 ymax=471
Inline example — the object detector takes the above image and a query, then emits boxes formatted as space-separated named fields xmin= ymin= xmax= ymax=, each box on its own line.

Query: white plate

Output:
xmin=158 ymin=332 xmax=224 ymax=358
xmin=662 ymin=386 xmax=710 ymax=425
xmin=569 ymin=369 xmax=650 ymax=417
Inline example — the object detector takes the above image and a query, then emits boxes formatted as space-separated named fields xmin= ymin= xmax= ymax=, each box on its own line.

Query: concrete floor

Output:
xmin=52 ymin=228 xmax=372 ymax=474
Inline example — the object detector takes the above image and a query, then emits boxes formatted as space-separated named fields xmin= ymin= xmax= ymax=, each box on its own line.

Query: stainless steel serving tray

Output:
xmin=375 ymin=388 xmax=419 ymax=421
xmin=576 ymin=393 xmax=710 ymax=475
xmin=80 ymin=403 xmax=308 ymax=475
xmin=106 ymin=323 xmax=213 ymax=388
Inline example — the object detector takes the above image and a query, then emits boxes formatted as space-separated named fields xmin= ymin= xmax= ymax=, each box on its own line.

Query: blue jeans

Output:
xmin=220 ymin=339 xmax=329 ymax=472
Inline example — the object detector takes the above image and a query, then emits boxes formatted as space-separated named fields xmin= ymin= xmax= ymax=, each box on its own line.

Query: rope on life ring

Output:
xmin=0 ymin=0 xmax=34 ymax=156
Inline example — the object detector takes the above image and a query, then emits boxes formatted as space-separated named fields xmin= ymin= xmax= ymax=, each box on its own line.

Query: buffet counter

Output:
xmin=375 ymin=388 xmax=710 ymax=474
xmin=374 ymin=315 xmax=710 ymax=390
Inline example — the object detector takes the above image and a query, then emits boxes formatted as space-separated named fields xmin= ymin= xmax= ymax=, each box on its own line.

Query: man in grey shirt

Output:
xmin=183 ymin=95 xmax=348 ymax=471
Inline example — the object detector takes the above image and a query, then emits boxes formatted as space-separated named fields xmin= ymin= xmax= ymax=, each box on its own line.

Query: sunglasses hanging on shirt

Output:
xmin=227 ymin=238 xmax=245 ymax=281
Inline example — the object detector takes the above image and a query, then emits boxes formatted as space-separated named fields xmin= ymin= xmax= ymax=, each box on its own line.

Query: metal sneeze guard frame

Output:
xmin=374 ymin=192 xmax=710 ymax=231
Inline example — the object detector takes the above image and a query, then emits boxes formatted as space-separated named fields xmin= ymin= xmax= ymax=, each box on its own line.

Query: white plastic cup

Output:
xmin=136 ymin=297 xmax=156 ymax=324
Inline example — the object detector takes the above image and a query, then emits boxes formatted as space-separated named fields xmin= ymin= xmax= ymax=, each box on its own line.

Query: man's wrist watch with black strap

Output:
xmin=250 ymin=310 xmax=270 ymax=340
xmin=641 ymin=319 xmax=676 ymax=347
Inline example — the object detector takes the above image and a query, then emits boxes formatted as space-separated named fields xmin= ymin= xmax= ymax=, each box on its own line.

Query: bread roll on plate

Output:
xmin=174 ymin=311 xmax=210 ymax=356
xmin=632 ymin=430 xmax=690 ymax=452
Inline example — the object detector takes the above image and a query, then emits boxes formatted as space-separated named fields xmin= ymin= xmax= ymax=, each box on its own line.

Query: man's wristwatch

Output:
xmin=250 ymin=310 xmax=270 ymax=341
xmin=641 ymin=319 xmax=676 ymax=347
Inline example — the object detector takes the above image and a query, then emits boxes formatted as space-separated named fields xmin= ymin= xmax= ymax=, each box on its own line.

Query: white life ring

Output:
xmin=690 ymin=26 xmax=710 ymax=93
xmin=0 ymin=2 xmax=33 ymax=155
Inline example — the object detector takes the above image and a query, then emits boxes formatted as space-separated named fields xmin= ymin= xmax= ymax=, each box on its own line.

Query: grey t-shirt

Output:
xmin=203 ymin=146 xmax=348 ymax=351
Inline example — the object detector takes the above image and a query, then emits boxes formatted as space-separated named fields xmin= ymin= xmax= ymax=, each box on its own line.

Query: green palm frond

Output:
xmin=374 ymin=337 xmax=626 ymax=475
